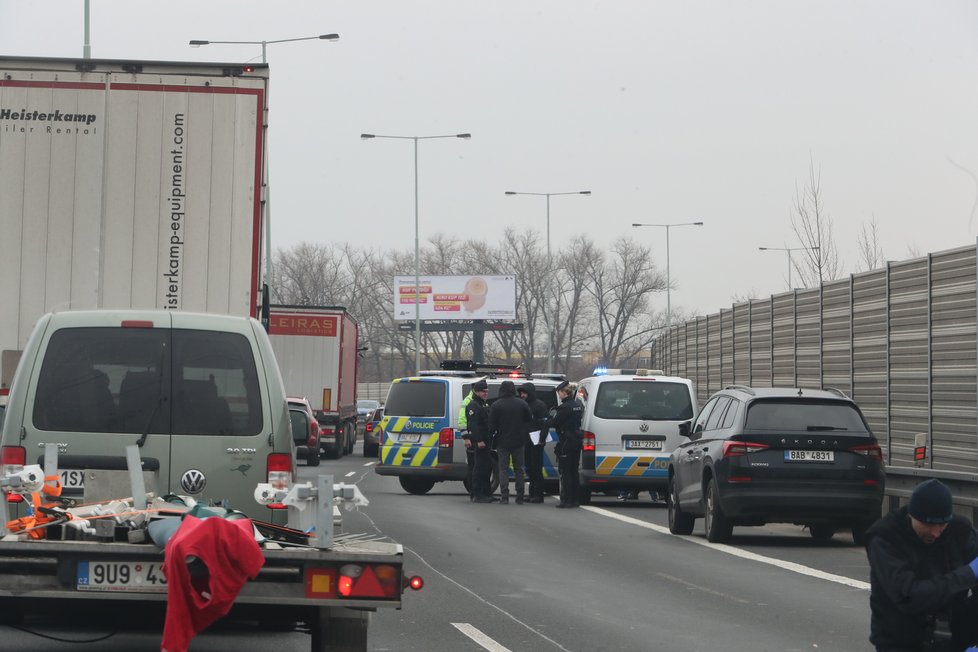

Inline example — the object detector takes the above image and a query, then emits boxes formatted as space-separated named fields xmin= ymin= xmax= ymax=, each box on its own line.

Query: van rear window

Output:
xmin=593 ymin=381 xmax=693 ymax=421
xmin=32 ymin=327 xmax=262 ymax=436
xmin=385 ymin=381 xmax=446 ymax=418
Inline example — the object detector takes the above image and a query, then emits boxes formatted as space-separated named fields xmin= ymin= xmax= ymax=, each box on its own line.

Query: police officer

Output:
xmin=552 ymin=380 xmax=584 ymax=509
xmin=463 ymin=379 xmax=494 ymax=503
xmin=518 ymin=382 xmax=550 ymax=504
xmin=458 ymin=383 xmax=478 ymax=499
xmin=865 ymin=479 xmax=978 ymax=651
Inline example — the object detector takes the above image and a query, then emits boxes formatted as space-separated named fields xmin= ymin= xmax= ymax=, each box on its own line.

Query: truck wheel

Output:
xmin=399 ymin=477 xmax=435 ymax=495
xmin=667 ymin=475 xmax=695 ymax=535
xmin=310 ymin=607 xmax=369 ymax=652
xmin=347 ymin=423 xmax=356 ymax=455
xmin=704 ymin=478 xmax=733 ymax=543
xmin=307 ymin=447 xmax=321 ymax=467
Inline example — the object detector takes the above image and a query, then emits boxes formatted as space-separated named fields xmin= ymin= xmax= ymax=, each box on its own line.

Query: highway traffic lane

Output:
xmin=343 ymin=467 xmax=874 ymax=652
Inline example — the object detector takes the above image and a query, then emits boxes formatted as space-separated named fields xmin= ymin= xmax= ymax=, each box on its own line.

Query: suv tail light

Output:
xmin=848 ymin=443 xmax=883 ymax=461
xmin=266 ymin=453 xmax=293 ymax=510
xmin=365 ymin=422 xmax=375 ymax=434
xmin=583 ymin=432 xmax=595 ymax=452
xmin=1 ymin=446 xmax=26 ymax=503
xmin=308 ymin=420 xmax=318 ymax=448
xmin=438 ymin=428 xmax=454 ymax=448
xmin=722 ymin=441 xmax=769 ymax=457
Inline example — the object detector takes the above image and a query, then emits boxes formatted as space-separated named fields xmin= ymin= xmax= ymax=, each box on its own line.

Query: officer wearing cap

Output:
xmin=463 ymin=379 xmax=494 ymax=503
xmin=865 ymin=479 xmax=978 ymax=651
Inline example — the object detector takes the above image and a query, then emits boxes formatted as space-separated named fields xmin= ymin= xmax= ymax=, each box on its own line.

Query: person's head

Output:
xmin=471 ymin=379 xmax=489 ymax=398
xmin=498 ymin=380 xmax=516 ymax=397
xmin=556 ymin=380 xmax=578 ymax=400
xmin=518 ymin=382 xmax=535 ymax=401
xmin=908 ymin=479 xmax=953 ymax=544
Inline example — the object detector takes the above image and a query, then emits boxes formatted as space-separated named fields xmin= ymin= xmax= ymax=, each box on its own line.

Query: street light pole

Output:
xmin=631 ymin=222 xmax=704 ymax=330
xmin=188 ymin=33 xmax=339 ymax=317
xmin=505 ymin=190 xmax=591 ymax=373
xmin=363 ymin=133 xmax=472 ymax=374
xmin=758 ymin=245 xmax=820 ymax=290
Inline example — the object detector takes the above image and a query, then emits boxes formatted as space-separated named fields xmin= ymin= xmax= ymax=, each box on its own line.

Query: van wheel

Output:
xmin=307 ymin=447 xmax=321 ymax=467
xmin=809 ymin=525 xmax=835 ymax=540
xmin=667 ymin=476 xmax=695 ymax=535
xmin=704 ymin=478 xmax=733 ymax=543
xmin=363 ymin=443 xmax=378 ymax=458
xmin=399 ymin=477 xmax=435 ymax=495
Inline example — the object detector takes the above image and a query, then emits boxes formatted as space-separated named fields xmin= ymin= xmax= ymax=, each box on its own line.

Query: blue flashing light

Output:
xmin=593 ymin=366 xmax=609 ymax=376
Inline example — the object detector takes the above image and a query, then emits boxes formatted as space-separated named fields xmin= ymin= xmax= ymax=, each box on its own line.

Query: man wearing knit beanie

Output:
xmin=865 ymin=479 xmax=978 ymax=650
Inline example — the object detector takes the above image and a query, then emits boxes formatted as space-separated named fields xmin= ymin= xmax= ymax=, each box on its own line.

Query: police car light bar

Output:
xmin=598 ymin=368 xmax=665 ymax=377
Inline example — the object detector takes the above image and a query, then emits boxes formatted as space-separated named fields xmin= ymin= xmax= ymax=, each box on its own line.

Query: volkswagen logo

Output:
xmin=180 ymin=469 xmax=207 ymax=494
xmin=639 ymin=422 xmax=649 ymax=433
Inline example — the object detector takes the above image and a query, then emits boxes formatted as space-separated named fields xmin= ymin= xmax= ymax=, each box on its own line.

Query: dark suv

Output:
xmin=667 ymin=386 xmax=884 ymax=545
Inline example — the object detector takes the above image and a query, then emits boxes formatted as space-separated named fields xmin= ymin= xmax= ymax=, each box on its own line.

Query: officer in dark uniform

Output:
xmin=464 ymin=379 xmax=494 ymax=503
xmin=552 ymin=380 xmax=584 ymax=509
xmin=865 ymin=479 xmax=978 ymax=651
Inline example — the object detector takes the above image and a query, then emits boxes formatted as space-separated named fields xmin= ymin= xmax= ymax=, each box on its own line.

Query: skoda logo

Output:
xmin=639 ymin=422 xmax=649 ymax=433
xmin=180 ymin=469 xmax=207 ymax=494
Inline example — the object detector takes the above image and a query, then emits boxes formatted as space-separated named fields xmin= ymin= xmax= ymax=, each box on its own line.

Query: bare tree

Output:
xmin=272 ymin=243 xmax=351 ymax=305
xmin=583 ymin=236 xmax=667 ymax=366
xmin=856 ymin=216 xmax=886 ymax=272
xmin=791 ymin=158 xmax=842 ymax=287
xmin=553 ymin=235 xmax=602 ymax=373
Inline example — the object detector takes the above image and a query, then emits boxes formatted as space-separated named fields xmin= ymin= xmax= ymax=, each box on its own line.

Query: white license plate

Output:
xmin=77 ymin=561 xmax=168 ymax=593
xmin=626 ymin=440 xmax=663 ymax=450
xmin=784 ymin=450 xmax=835 ymax=463
xmin=59 ymin=469 xmax=86 ymax=489
xmin=398 ymin=433 xmax=422 ymax=444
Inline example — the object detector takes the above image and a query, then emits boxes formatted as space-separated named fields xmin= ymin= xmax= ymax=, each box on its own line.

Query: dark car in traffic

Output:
xmin=363 ymin=406 xmax=383 ymax=457
xmin=667 ymin=385 xmax=884 ymax=545
xmin=288 ymin=396 xmax=321 ymax=466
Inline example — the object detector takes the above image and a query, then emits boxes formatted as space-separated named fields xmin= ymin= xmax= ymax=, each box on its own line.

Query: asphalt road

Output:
xmin=1 ymin=443 xmax=878 ymax=651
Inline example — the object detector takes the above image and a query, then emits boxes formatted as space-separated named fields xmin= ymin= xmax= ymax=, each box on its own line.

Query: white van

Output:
xmin=576 ymin=369 xmax=696 ymax=504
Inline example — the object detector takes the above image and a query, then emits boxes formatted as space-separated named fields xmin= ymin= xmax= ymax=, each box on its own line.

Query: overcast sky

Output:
xmin=3 ymin=1 xmax=978 ymax=320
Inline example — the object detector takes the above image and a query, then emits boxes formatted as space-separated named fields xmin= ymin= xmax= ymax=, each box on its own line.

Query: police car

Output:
xmin=576 ymin=368 xmax=696 ymax=504
xmin=374 ymin=360 xmax=565 ymax=495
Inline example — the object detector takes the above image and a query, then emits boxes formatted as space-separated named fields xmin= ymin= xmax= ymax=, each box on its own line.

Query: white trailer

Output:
xmin=269 ymin=305 xmax=360 ymax=458
xmin=0 ymin=56 xmax=268 ymax=389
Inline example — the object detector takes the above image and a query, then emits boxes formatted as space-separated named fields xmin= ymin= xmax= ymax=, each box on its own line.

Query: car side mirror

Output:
xmin=678 ymin=421 xmax=691 ymax=438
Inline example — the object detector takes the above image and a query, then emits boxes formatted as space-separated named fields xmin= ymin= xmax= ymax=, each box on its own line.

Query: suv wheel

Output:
xmin=809 ymin=525 xmax=835 ymax=540
xmin=399 ymin=477 xmax=435 ymax=495
xmin=704 ymin=478 xmax=733 ymax=543
xmin=307 ymin=446 xmax=321 ymax=467
xmin=851 ymin=521 xmax=873 ymax=546
xmin=668 ymin=475 xmax=695 ymax=535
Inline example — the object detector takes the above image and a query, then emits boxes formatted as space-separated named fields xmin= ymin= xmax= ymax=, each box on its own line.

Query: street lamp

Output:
xmin=505 ymin=190 xmax=591 ymax=373
xmin=758 ymin=245 xmax=820 ymax=290
xmin=188 ymin=33 xmax=339 ymax=322
xmin=631 ymin=222 xmax=704 ymax=330
xmin=189 ymin=33 xmax=339 ymax=64
xmin=362 ymin=133 xmax=472 ymax=374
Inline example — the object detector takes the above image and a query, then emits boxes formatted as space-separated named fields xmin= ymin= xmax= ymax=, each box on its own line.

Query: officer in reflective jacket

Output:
xmin=463 ymin=379 xmax=494 ymax=503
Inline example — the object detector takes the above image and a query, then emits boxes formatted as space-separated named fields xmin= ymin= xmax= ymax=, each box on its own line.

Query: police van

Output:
xmin=374 ymin=360 xmax=565 ymax=495
xmin=576 ymin=369 xmax=696 ymax=504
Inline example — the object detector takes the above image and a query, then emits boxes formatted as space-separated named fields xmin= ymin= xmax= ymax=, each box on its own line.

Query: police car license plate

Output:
xmin=59 ymin=469 xmax=86 ymax=489
xmin=398 ymin=434 xmax=422 ymax=444
xmin=76 ymin=561 xmax=168 ymax=593
xmin=784 ymin=450 xmax=834 ymax=462
xmin=626 ymin=440 xmax=662 ymax=450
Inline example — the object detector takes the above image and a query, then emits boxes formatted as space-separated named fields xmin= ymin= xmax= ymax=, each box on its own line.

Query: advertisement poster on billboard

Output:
xmin=393 ymin=275 xmax=516 ymax=321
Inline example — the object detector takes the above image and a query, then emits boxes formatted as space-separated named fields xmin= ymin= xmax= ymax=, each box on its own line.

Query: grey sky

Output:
xmin=3 ymin=1 xmax=978 ymax=320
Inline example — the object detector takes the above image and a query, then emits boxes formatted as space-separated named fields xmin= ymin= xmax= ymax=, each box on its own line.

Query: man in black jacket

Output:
xmin=518 ymin=382 xmax=550 ymax=504
xmin=488 ymin=380 xmax=532 ymax=504
xmin=865 ymin=479 xmax=978 ymax=651
xmin=464 ymin=379 xmax=494 ymax=503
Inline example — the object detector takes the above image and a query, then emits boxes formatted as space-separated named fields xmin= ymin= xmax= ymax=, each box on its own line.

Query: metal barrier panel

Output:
xmin=796 ymin=288 xmax=821 ymax=388
xmin=733 ymin=303 xmax=750 ymax=386
xmin=821 ymin=279 xmax=852 ymax=396
xmin=720 ymin=309 xmax=735 ymax=388
xmin=750 ymin=298 xmax=772 ymax=387
xmin=852 ymin=269 xmax=888 ymax=447
xmin=707 ymin=312 xmax=721 ymax=397
xmin=889 ymin=257 xmax=930 ymax=466
xmin=772 ymin=292 xmax=796 ymax=387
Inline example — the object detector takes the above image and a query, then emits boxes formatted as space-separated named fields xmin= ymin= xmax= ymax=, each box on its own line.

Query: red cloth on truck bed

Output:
xmin=160 ymin=515 xmax=264 ymax=652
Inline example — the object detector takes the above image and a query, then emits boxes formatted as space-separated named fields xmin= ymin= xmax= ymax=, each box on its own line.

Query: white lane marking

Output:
xmin=452 ymin=623 xmax=512 ymax=652
xmin=345 ymin=471 xmax=357 ymax=477
xmin=583 ymin=505 xmax=871 ymax=591
xmin=403 ymin=546 xmax=571 ymax=652
xmin=364 ymin=461 xmax=377 ymax=467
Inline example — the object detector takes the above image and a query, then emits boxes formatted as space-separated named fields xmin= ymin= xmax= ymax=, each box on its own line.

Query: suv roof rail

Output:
xmin=724 ymin=384 xmax=755 ymax=395
xmin=822 ymin=386 xmax=850 ymax=399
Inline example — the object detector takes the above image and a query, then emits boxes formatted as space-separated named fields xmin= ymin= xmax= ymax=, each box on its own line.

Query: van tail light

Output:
xmin=722 ymin=441 xmax=769 ymax=457
xmin=583 ymin=432 xmax=595 ymax=452
xmin=438 ymin=428 xmax=454 ymax=448
xmin=849 ymin=443 xmax=883 ymax=461
xmin=266 ymin=453 xmax=293 ymax=510
xmin=337 ymin=563 xmax=400 ymax=599
xmin=1 ymin=446 xmax=26 ymax=503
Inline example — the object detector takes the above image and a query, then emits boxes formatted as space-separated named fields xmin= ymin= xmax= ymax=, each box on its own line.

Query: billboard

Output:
xmin=393 ymin=275 xmax=516 ymax=321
